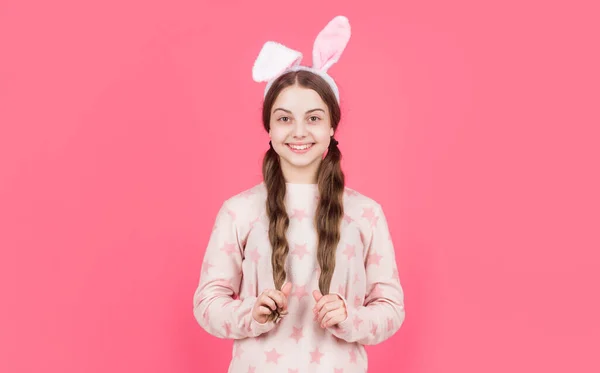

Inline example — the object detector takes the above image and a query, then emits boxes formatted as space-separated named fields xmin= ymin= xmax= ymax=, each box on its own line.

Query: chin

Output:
xmin=280 ymin=153 xmax=324 ymax=169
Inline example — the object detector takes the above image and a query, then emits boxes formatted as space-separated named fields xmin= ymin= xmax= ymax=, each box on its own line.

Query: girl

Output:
xmin=193 ymin=16 xmax=405 ymax=373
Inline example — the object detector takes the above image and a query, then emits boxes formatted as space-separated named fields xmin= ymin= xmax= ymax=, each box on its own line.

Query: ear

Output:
xmin=312 ymin=16 xmax=351 ymax=72
xmin=330 ymin=128 xmax=334 ymax=137
xmin=253 ymin=41 xmax=303 ymax=82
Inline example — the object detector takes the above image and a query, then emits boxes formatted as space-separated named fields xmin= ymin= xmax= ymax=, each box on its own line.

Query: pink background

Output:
xmin=1 ymin=0 xmax=599 ymax=372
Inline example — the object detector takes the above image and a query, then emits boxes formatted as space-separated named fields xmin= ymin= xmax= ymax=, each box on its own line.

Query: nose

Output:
xmin=293 ymin=120 xmax=308 ymax=138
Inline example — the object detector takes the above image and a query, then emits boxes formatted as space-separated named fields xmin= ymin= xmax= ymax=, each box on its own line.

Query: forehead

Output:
xmin=272 ymin=85 xmax=328 ymax=112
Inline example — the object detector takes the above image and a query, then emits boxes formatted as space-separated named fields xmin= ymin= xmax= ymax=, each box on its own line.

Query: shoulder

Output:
xmin=343 ymin=185 xmax=389 ymax=230
xmin=219 ymin=182 xmax=267 ymax=221
xmin=343 ymin=185 xmax=383 ymax=211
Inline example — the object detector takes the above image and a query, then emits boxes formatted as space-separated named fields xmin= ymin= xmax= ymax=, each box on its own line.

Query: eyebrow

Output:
xmin=272 ymin=108 xmax=326 ymax=114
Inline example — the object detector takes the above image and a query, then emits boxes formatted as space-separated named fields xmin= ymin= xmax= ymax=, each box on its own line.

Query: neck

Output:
xmin=280 ymin=160 xmax=321 ymax=184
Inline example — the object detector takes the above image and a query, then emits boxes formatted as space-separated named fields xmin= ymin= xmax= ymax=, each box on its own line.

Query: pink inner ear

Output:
xmin=312 ymin=16 xmax=351 ymax=71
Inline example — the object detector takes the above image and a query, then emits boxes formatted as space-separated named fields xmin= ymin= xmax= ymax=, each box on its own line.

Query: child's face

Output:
xmin=269 ymin=84 xmax=335 ymax=180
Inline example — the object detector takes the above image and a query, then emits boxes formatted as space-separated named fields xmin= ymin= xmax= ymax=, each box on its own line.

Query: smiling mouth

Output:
xmin=286 ymin=143 xmax=315 ymax=152
xmin=287 ymin=143 xmax=314 ymax=149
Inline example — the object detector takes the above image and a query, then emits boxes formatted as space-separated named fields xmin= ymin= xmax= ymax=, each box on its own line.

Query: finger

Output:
xmin=314 ymin=295 xmax=339 ymax=317
xmin=315 ymin=298 xmax=332 ymax=323
xmin=259 ymin=294 xmax=278 ymax=312
xmin=320 ymin=308 xmax=340 ymax=327
xmin=281 ymin=282 xmax=293 ymax=298
xmin=278 ymin=287 xmax=290 ymax=311
xmin=312 ymin=290 xmax=322 ymax=302
xmin=266 ymin=289 xmax=285 ymax=310
xmin=318 ymin=299 xmax=343 ymax=324
xmin=257 ymin=306 xmax=273 ymax=316
xmin=322 ymin=309 xmax=346 ymax=328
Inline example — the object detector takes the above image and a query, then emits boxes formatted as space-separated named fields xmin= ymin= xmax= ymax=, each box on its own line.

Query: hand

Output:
xmin=312 ymin=290 xmax=348 ymax=328
xmin=252 ymin=282 xmax=292 ymax=324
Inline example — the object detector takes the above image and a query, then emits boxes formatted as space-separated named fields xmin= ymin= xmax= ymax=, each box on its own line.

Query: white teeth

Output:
xmin=288 ymin=144 xmax=313 ymax=150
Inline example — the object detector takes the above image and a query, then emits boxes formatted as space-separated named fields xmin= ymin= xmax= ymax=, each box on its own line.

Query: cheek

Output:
xmin=269 ymin=127 xmax=286 ymax=141
xmin=314 ymin=127 xmax=333 ymax=142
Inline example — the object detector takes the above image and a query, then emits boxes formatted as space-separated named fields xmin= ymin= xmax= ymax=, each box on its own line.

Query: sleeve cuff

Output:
xmin=327 ymin=291 xmax=354 ymax=339
xmin=248 ymin=315 xmax=276 ymax=337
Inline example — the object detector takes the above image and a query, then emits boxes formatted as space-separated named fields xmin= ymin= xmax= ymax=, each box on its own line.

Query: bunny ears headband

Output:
xmin=252 ymin=16 xmax=351 ymax=102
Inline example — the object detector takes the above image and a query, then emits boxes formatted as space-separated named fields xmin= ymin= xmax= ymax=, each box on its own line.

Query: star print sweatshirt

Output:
xmin=193 ymin=182 xmax=406 ymax=373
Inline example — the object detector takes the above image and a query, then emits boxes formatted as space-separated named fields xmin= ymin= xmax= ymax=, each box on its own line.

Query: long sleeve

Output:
xmin=329 ymin=203 xmax=406 ymax=345
xmin=193 ymin=200 xmax=275 ymax=339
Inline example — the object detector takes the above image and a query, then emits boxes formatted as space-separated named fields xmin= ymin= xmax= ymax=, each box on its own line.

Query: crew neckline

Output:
xmin=285 ymin=182 xmax=318 ymax=188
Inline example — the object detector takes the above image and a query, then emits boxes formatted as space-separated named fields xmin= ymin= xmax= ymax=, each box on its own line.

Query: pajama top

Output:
xmin=193 ymin=182 xmax=406 ymax=373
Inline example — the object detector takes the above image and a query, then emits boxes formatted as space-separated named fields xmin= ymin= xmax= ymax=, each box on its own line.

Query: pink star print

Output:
xmin=352 ymin=315 xmax=363 ymax=330
xmin=290 ymin=208 xmax=308 ymax=222
xmin=387 ymin=318 xmax=394 ymax=332
xmin=335 ymin=369 xmax=344 ymax=373
xmin=354 ymin=296 xmax=362 ymax=307
xmin=291 ymin=284 xmax=309 ymax=300
xmin=220 ymin=242 xmax=237 ymax=256
xmin=361 ymin=207 xmax=379 ymax=227
xmin=289 ymin=369 xmax=299 ymax=373
xmin=392 ymin=268 xmax=400 ymax=281
xmin=366 ymin=252 xmax=383 ymax=266
xmin=370 ymin=322 xmax=378 ymax=336
xmin=342 ymin=244 xmax=356 ymax=260
xmin=246 ymin=281 xmax=256 ymax=296
xmin=343 ymin=213 xmax=354 ymax=224
xmin=227 ymin=209 xmax=236 ymax=220
xmin=265 ymin=348 xmax=282 ymax=364
xmin=291 ymin=243 xmax=309 ymax=259
xmin=349 ymin=348 xmax=357 ymax=363
xmin=202 ymin=261 xmax=214 ymax=274
xmin=247 ymin=247 xmax=261 ymax=263
xmin=337 ymin=284 xmax=345 ymax=295
xmin=310 ymin=347 xmax=324 ymax=364
xmin=344 ymin=188 xmax=359 ymax=197
xmin=249 ymin=215 xmax=260 ymax=229
xmin=248 ymin=366 xmax=256 ymax=373
xmin=353 ymin=273 xmax=360 ymax=284
xmin=290 ymin=326 xmax=303 ymax=343
xmin=361 ymin=207 xmax=375 ymax=222
xmin=234 ymin=344 xmax=244 ymax=359
xmin=223 ymin=322 xmax=232 ymax=337
xmin=368 ymin=284 xmax=384 ymax=299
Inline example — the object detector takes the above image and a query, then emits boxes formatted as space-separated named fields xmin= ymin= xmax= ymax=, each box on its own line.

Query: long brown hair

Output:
xmin=261 ymin=70 xmax=345 ymax=298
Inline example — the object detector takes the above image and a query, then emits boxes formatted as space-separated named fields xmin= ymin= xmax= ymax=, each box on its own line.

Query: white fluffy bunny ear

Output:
xmin=312 ymin=16 xmax=351 ymax=72
xmin=252 ymin=41 xmax=303 ymax=82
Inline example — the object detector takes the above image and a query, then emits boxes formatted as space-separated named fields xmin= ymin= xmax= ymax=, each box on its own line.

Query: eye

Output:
xmin=309 ymin=116 xmax=321 ymax=122
xmin=278 ymin=116 xmax=290 ymax=122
